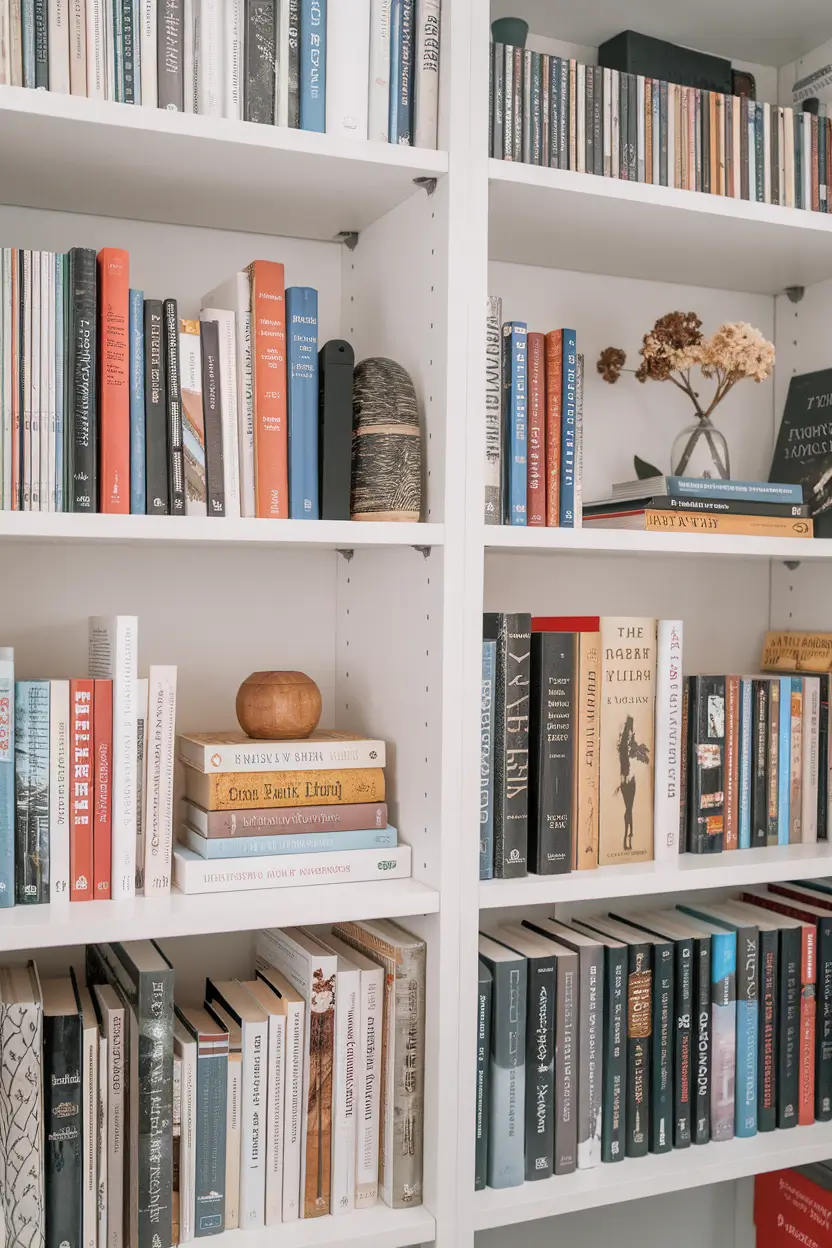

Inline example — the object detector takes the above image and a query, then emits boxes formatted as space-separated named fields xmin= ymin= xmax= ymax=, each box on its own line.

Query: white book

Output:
xmin=143 ymin=665 xmax=177 ymax=894
xmin=8 ymin=0 xmax=22 ymax=84
xmin=802 ymin=677 xmax=820 ymax=843
xmin=48 ymin=678 xmax=70 ymax=903
xmin=96 ymin=1032 xmax=108 ymax=1248
xmin=576 ymin=62 xmax=585 ymax=173
xmin=413 ymin=0 xmax=439 ymax=149
xmin=653 ymin=620 xmax=684 ymax=860
xmin=200 ymin=309 xmax=241 ymax=517
xmin=779 ymin=108 xmax=788 ymax=206
xmin=84 ymin=0 xmax=105 ymax=96
xmin=326 ymin=0 xmax=369 ymax=139
xmin=174 ymin=843 xmax=412 ymax=894
xmin=223 ymin=0 xmax=243 ymax=119
xmin=224 ymin=1041 xmax=242 ymax=1229
xmin=68 ymin=0 xmax=86 ymax=94
xmin=180 ymin=729 xmax=385 ymax=773
xmin=610 ymin=69 xmax=619 ymax=178
xmin=29 ymin=250 xmax=40 ymax=512
xmin=763 ymin=102 xmax=772 ymax=203
xmin=135 ymin=677 xmax=148 ymax=891
xmin=2 ymin=249 xmax=11 ymax=509
xmin=139 ymin=0 xmax=156 ymax=104
xmin=173 ymin=1017 xmax=197 ymax=1242
xmin=183 ymin=0 xmax=195 ymax=111
xmin=0 ymin=964 xmax=44 ymax=1248
xmin=39 ymin=251 xmax=51 ymax=512
xmin=48 ymin=0 xmax=70 ymax=90
xmin=93 ymin=983 xmax=125 ymax=1248
xmin=200 ymin=273 xmax=255 ymax=517
xmin=785 ymin=106 xmax=795 ymax=208
xmin=205 ymin=982 xmax=268 ymax=1230
xmin=88 ymin=615 xmax=138 ymax=898
xmin=47 ymin=252 xmax=56 ymax=511
xmin=250 ymin=966 xmax=304 ymax=1222
xmin=194 ymin=0 xmax=222 ymax=115
xmin=239 ymin=979 xmax=287 ymax=1226
xmin=368 ymin=0 xmax=391 ymax=142
xmin=274 ymin=0 xmax=288 ymax=124
xmin=78 ymin=985 xmax=99 ymax=1248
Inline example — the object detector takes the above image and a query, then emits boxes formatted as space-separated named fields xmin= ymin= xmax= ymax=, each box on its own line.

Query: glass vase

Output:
xmin=671 ymin=416 xmax=731 ymax=480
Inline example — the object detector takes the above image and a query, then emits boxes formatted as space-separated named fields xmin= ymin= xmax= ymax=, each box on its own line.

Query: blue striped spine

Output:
xmin=0 ymin=649 xmax=13 ymax=907
xmin=560 ymin=328 xmax=577 ymax=526
xmin=285 ymin=286 xmax=319 ymax=519
xmin=129 ymin=289 xmax=146 ymax=514
xmin=778 ymin=675 xmax=791 ymax=845
xmin=738 ymin=677 xmax=752 ymax=849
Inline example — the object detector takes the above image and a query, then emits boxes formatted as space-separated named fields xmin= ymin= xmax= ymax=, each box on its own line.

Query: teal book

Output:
xmin=129 ymin=289 xmax=146 ymax=514
xmin=15 ymin=680 xmax=50 ymax=905
xmin=778 ymin=676 xmax=791 ymax=845
xmin=176 ymin=1005 xmax=228 ymax=1235
xmin=0 ymin=649 xmax=13 ymax=906
xmin=479 ymin=933 xmax=526 ymax=1188
xmin=286 ymin=286 xmax=319 ymax=519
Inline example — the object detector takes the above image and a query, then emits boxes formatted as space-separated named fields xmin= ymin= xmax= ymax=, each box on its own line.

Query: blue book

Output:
xmin=738 ymin=678 xmax=753 ymax=849
xmin=778 ymin=676 xmax=792 ymax=845
xmin=480 ymin=639 xmax=496 ymax=881
xmin=388 ymin=0 xmax=415 ymax=144
xmin=707 ymin=925 xmax=737 ymax=1140
xmin=55 ymin=255 xmax=66 ymax=513
xmin=626 ymin=476 xmax=805 ymax=504
xmin=560 ymin=328 xmax=577 ymax=527
xmin=299 ymin=0 xmax=326 ymax=133
xmin=182 ymin=823 xmax=398 ymax=859
xmin=21 ymin=0 xmax=35 ymax=85
xmin=0 ymin=649 xmax=14 ymax=907
xmin=14 ymin=680 xmax=49 ymax=905
xmin=502 ymin=321 xmax=527 ymax=525
xmin=129 ymin=290 xmax=146 ymax=514
xmin=285 ymin=287 xmax=319 ymax=519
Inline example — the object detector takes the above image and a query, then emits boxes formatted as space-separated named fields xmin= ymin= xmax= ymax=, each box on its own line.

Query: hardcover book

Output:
xmin=199 ymin=318 xmax=225 ymax=517
xmin=179 ymin=730 xmax=385 ymax=774
xmin=477 ymin=933 xmax=526 ymax=1189
xmin=179 ymin=319 xmax=207 ymax=515
xmin=0 ymin=963 xmax=44 ymax=1248
xmin=475 ymin=960 xmax=492 ymax=1190
xmin=15 ymin=679 xmax=50 ymax=904
xmin=42 ymin=974 xmax=83 ymax=1248
xmin=181 ymin=798 xmax=388 ymax=838
xmin=483 ymin=613 xmax=531 ymax=878
xmin=653 ymin=620 xmax=683 ymax=860
xmin=686 ymin=675 xmax=726 ymax=854
xmin=97 ymin=249 xmax=130 ymax=514
xmin=234 ymin=980 xmax=286 ymax=1225
xmin=185 ymin=767 xmax=386 ymax=811
xmin=47 ymin=678 xmax=69 ymax=904
xmin=480 ymin=639 xmax=496 ymax=880
xmin=285 ymin=286 xmax=319 ymax=520
xmin=770 ymin=368 xmax=832 ymax=535
xmin=484 ymin=296 xmax=502 ymax=523
xmin=318 ymin=339 xmax=354 ymax=521
xmin=528 ymin=632 xmax=575 ymax=875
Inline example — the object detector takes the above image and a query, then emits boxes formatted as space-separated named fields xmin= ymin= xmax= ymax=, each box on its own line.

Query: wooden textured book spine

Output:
xmin=484 ymin=612 xmax=530 ymax=878
xmin=575 ymin=630 xmax=600 ymax=869
xmin=163 ymin=298 xmax=186 ymax=513
xmin=248 ymin=261 xmax=288 ymax=517
xmin=526 ymin=332 xmax=545 ymax=526
xmin=543 ymin=330 xmax=561 ymax=526
xmin=97 ymin=249 xmax=130 ymax=513
xmin=528 ymin=632 xmax=573 ymax=875
xmin=626 ymin=944 xmax=651 ymax=1158
xmin=200 ymin=318 xmax=225 ymax=517
xmin=724 ymin=675 xmax=740 ymax=850
xmin=187 ymin=766 xmax=386 ymax=812
xmin=143 ymin=299 xmax=169 ymax=514
xmin=68 ymin=247 xmax=98 ymax=512
xmin=69 ymin=679 xmax=94 ymax=901
xmin=93 ymin=679 xmax=112 ymax=900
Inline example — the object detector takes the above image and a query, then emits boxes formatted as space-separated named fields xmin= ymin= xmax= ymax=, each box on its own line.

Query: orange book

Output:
xmin=70 ymin=678 xmax=94 ymax=901
xmin=93 ymin=679 xmax=112 ymax=900
xmin=248 ymin=260 xmax=288 ymax=518
xmin=544 ymin=330 xmax=562 ymax=526
xmin=97 ymin=248 xmax=130 ymax=513
xmin=724 ymin=675 xmax=739 ymax=850
xmin=526 ymin=332 xmax=546 ymax=526
xmin=11 ymin=250 xmax=19 ymax=510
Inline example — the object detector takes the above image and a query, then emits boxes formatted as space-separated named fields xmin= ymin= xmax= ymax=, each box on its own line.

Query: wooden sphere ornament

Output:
xmin=351 ymin=357 xmax=422 ymax=522
xmin=235 ymin=671 xmax=322 ymax=740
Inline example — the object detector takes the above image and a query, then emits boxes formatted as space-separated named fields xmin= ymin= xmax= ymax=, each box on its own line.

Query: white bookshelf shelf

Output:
xmin=479 ymin=843 xmax=832 ymax=908
xmin=472 ymin=1120 xmax=832 ymax=1230
xmin=0 ymin=87 xmax=448 ymax=239
xmin=0 ymin=880 xmax=440 ymax=953
xmin=191 ymin=1205 xmax=435 ymax=1248
xmin=483 ymin=525 xmax=828 ymax=561
xmin=489 ymin=159 xmax=832 ymax=295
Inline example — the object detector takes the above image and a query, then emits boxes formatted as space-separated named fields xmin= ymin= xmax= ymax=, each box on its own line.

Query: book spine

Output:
xmin=68 ymin=248 xmax=97 ymax=512
xmin=653 ymin=620 xmax=683 ymax=860
xmin=475 ymin=969 xmax=491 ymax=1189
xmin=143 ymin=666 xmax=176 ymax=894
xmin=821 ymin=675 xmax=830 ymax=840
xmin=129 ymin=289 xmax=146 ymax=515
xmin=143 ymin=299 xmax=168 ymax=515
xmin=559 ymin=329 xmax=576 ymax=527
xmin=195 ymin=0 xmax=222 ymax=115
xmin=222 ymin=0 xmax=242 ymax=118
xmin=581 ymin=948 xmax=603 ymax=1168
xmin=484 ymin=295 xmax=502 ymax=524
xmin=243 ymin=0 xmax=275 ymax=122
xmin=331 ymin=967 xmax=358 ymax=1214
xmin=351 ymin=967 xmax=380 ymax=1207
xmin=526 ymin=331 xmax=545 ymax=526
xmin=573 ymin=354 xmax=583 ymax=530
xmin=299 ymin=0 xmax=325 ymax=132
xmin=54 ymin=253 xmax=65 ymax=513
xmin=0 ymin=650 xmax=14 ymax=906
xmin=758 ymin=927 xmax=778 ymax=1131
xmin=84 ymin=0 xmax=105 ymax=96
xmin=88 ymin=617 xmax=137 ymax=899
xmin=157 ymin=0 xmax=183 ymax=108
xmin=285 ymin=286 xmax=319 ymax=519
xmin=187 ymin=800 xmax=389 ymax=837
xmin=14 ymin=681 xmax=48 ymax=903
xmin=262 ymin=1013 xmax=284 ymax=1226
xmin=574 ymin=630 xmax=600 ymax=868
xmin=486 ymin=956 xmax=526 ymax=1187
xmin=524 ymin=957 xmax=556 ymax=1179
xmin=511 ymin=45 xmax=522 ymax=161
xmin=199 ymin=319 xmax=225 ymax=517
xmin=528 ymin=633 xmax=573 ymax=875
xmin=325 ymin=0 xmax=369 ymax=138
xmin=44 ymin=1001 xmax=83 ymax=1248
xmin=799 ymin=923 xmax=817 ymax=1126
xmin=778 ymin=676 xmax=792 ymax=845
xmin=182 ymin=823 xmax=396 ymax=858
xmin=82 ymin=1008 xmax=98 ymax=1248
xmin=790 ymin=677 xmax=803 ymax=843
xmin=767 ymin=678 xmax=780 ymax=846
xmin=710 ymin=931 xmax=737 ymax=1141
xmin=671 ymin=939 xmax=693 ymax=1148
xmin=184 ymin=735 xmax=391 ymax=776
xmin=368 ymin=0 xmax=390 ymax=141
xmin=134 ymin=678 xmax=148 ymax=891
xmin=139 ymin=0 xmax=156 ymax=104
xmin=650 ymin=943 xmax=673 ymax=1154
xmin=238 ymin=1019 xmax=267 ymax=1228
xmin=136 ymin=968 xmax=174 ymax=1248
xmin=625 ymin=946 xmax=651 ymax=1158
xmin=692 ymin=936 xmax=711 ymax=1144
xmin=725 ymin=674 xmax=740 ymax=849
xmin=248 ymin=261 xmax=288 ymax=518
xmin=96 ymin=1033 xmax=108 ymax=1248
xmin=544 ymin=329 xmax=561 ymax=526
xmin=47 ymin=0 xmax=69 ymax=89
xmin=778 ymin=926 xmax=801 ymax=1127
xmin=33 ymin=0 xmax=47 ymax=85
xmin=735 ymin=925 xmax=759 ymax=1138
xmin=752 ymin=679 xmax=768 ymax=847
xmin=551 ymin=948 xmax=575 ymax=1175
xmin=479 ymin=640 xmax=496 ymax=881
xmin=502 ymin=321 xmax=527 ymax=525
xmin=815 ymin=918 xmax=832 ymax=1121
xmin=489 ymin=613 xmax=530 ymax=878
xmin=173 ymin=1034 xmax=193 ymax=1239
xmin=601 ymin=945 xmax=626 ymax=1162
xmin=191 ymin=767 xmax=386 ymax=811
xmin=179 ymin=319 xmax=206 ymax=515
xmin=92 ymin=679 xmax=112 ymax=900
xmin=68 ymin=678 xmax=94 ymax=900
xmin=315 ymin=338 xmax=352 ymax=520
xmin=97 ymin=249 xmax=130 ymax=514
xmin=802 ymin=676 xmax=820 ymax=843
xmin=224 ymin=1055 xmax=241 ymax=1228
xmin=413 ymin=0 xmax=440 ymax=148
xmin=739 ymin=678 xmax=753 ymax=849
xmin=163 ymin=298 xmax=186 ymax=514
xmin=122 ymin=0 xmax=136 ymax=102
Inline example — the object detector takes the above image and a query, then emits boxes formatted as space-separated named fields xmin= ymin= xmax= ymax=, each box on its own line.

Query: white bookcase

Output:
xmin=2 ymin=2 xmax=832 ymax=1248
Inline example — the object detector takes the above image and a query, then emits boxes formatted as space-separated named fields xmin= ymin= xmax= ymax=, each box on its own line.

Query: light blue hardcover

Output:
xmin=389 ymin=0 xmax=403 ymax=141
xmin=300 ymin=0 xmax=326 ymax=132
xmin=778 ymin=675 xmax=791 ymax=845
xmin=502 ymin=322 xmax=527 ymax=525
xmin=182 ymin=823 xmax=397 ymax=859
xmin=21 ymin=0 xmax=35 ymax=86
xmin=55 ymin=254 xmax=65 ymax=513
xmin=0 ymin=650 xmax=14 ymax=907
xmin=285 ymin=286 xmax=319 ymax=519
xmin=129 ymin=289 xmax=146 ymax=514
xmin=480 ymin=639 xmax=496 ymax=881
xmin=663 ymin=477 xmax=804 ymax=504
xmin=559 ymin=328 xmax=577 ymax=526
xmin=710 ymin=928 xmax=737 ymax=1141
xmin=738 ymin=678 xmax=752 ymax=849
xmin=389 ymin=0 xmax=414 ymax=143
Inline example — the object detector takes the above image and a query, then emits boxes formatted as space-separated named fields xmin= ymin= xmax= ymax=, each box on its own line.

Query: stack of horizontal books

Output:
xmin=583 ymin=475 xmax=812 ymax=537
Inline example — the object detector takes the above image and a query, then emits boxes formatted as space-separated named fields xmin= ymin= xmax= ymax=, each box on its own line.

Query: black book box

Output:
xmin=598 ymin=30 xmax=732 ymax=95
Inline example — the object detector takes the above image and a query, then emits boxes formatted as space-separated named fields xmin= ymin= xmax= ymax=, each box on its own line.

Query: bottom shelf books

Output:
xmin=0 ymin=920 xmax=426 ymax=1248
xmin=476 ymin=879 xmax=832 ymax=1190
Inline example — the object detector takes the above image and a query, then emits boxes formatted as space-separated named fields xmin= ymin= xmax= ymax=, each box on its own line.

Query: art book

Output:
xmin=770 ymin=368 xmax=832 ymax=536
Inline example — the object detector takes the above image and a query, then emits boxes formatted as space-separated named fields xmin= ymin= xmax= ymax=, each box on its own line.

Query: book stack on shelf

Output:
xmin=485 ymin=297 xmax=582 ymax=528
xmin=0 ymin=921 xmax=425 ymax=1248
xmin=755 ymin=1163 xmax=832 ymax=1242
xmin=584 ymin=474 xmax=813 ymax=538
xmin=176 ymin=729 xmax=412 ymax=894
xmin=489 ymin=39 xmax=832 ymax=213
xmin=0 ymin=0 xmax=442 ymax=148
xmin=0 ymin=613 xmax=176 ymax=909
xmin=476 ymin=882 xmax=832 ymax=1191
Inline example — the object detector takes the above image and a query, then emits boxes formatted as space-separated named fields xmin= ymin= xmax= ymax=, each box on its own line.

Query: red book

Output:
xmin=93 ymin=679 xmax=112 ymax=900
xmin=755 ymin=1169 xmax=832 ymax=1239
xmin=544 ymin=331 xmax=562 ymax=526
xmin=532 ymin=616 xmax=600 ymax=633
xmin=248 ymin=260 xmax=288 ymax=518
xmin=69 ymin=678 xmax=94 ymax=901
xmin=526 ymin=333 xmax=546 ymax=526
xmin=97 ymin=248 xmax=130 ymax=513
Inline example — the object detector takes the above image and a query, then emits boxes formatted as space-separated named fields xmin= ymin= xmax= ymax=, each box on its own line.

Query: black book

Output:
xmin=591 ymin=931 xmax=628 ymax=1162
xmin=771 ymin=104 xmax=780 ymax=205
xmin=512 ymin=45 xmax=523 ymax=161
xmin=122 ymin=0 xmax=136 ymax=103
xmin=751 ymin=678 xmax=769 ymax=848
xmin=43 ymin=972 xmax=83 ymax=1248
xmin=483 ymin=612 xmax=530 ymax=878
xmin=574 ymin=916 xmax=651 ymax=1159
xmin=585 ymin=64 xmax=594 ymax=174
xmin=528 ymin=631 xmax=574 ymax=875
xmin=245 ymin=0 xmax=276 ymax=124
xmin=770 ymin=369 xmax=832 ymax=535
xmin=475 ymin=960 xmax=492 ymax=1190
xmin=162 ymin=299 xmax=186 ymax=514
xmin=318 ymin=339 xmax=354 ymax=520
xmin=819 ymin=675 xmax=830 ymax=840
xmin=478 ymin=934 xmax=527 ymax=1188
xmin=199 ymin=320 xmax=225 ymax=517
xmin=678 ymin=676 xmax=690 ymax=855
xmin=593 ymin=66 xmax=603 ymax=176
xmin=287 ymin=0 xmax=300 ymax=127
xmin=627 ymin=72 xmax=638 ymax=180
xmin=491 ymin=42 xmax=504 ymax=159
xmin=586 ymin=495 xmax=811 ymax=519
xmin=143 ymin=300 xmax=169 ymax=515
xmin=34 ymin=0 xmax=48 ymax=88
xmin=157 ymin=0 xmax=184 ymax=110
xmin=67 ymin=248 xmax=98 ymax=513
xmin=766 ymin=677 xmax=780 ymax=848
xmin=701 ymin=89 xmax=711 ymax=194
xmin=686 ymin=675 xmax=725 ymax=854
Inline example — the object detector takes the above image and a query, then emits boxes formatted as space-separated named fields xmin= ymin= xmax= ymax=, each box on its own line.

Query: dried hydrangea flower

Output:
xmin=597 ymin=346 xmax=626 ymax=383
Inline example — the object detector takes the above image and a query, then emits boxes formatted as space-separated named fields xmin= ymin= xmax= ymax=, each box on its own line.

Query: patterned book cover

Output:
xmin=0 ymin=648 xmax=14 ymax=906
xmin=0 ymin=963 xmax=44 ymax=1248
xmin=15 ymin=680 xmax=50 ymax=904
xmin=686 ymin=674 xmax=726 ymax=854
xmin=179 ymin=320 xmax=207 ymax=516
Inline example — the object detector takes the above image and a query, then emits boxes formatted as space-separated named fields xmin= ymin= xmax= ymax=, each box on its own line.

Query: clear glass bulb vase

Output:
xmin=671 ymin=416 xmax=730 ymax=480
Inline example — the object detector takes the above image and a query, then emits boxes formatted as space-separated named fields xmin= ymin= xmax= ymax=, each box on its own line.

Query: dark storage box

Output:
xmin=598 ymin=30 xmax=732 ymax=94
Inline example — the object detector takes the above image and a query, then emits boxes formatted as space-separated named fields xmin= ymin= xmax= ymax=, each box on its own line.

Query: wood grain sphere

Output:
xmin=235 ymin=671 xmax=322 ymax=740
xmin=351 ymin=357 xmax=423 ymax=522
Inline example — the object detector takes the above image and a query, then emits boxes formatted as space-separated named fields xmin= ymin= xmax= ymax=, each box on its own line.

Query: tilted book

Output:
xmin=179 ymin=730 xmax=385 ymax=774
xmin=76 ymin=985 xmax=99 ymax=1248
xmin=172 ymin=1016 xmax=196 ymax=1243
xmin=91 ymin=983 xmax=124 ymax=1248
xmin=200 ymin=273 xmax=254 ymax=518
xmin=88 ymin=616 xmax=138 ymax=898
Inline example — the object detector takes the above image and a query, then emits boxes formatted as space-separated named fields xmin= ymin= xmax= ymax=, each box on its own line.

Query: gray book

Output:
xmin=475 ymin=961 xmax=492 ymax=1191
xmin=484 ymin=296 xmax=502 ymax=524
xmin=478 ymin=934 xmax=525 ymax=1188
xmin=157 ymin=0 xmax=184 ymax=111
xmin=176 ymin=1005 xmax=228 ymax=1236
xmin=522 ymin=49 xmax=532 ymax=163
xmin=479 ymin=639 xmax=496 ymax=879
xmin=491 ymin=42 xmax=504 ymax=158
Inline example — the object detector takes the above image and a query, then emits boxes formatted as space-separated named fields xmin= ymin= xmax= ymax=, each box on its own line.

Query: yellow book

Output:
xmin=645 ymin=510 xmax=813 ymax=538
xmin=184 ymin=766 xmax=386 ymax=811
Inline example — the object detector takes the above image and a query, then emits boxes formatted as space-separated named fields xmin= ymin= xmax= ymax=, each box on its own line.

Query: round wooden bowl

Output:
xmin=235 ymin=671 xmax=323 ymax=740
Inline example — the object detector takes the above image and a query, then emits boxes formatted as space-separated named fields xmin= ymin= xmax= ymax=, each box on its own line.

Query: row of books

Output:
xmin=0 ymin=923 xmax=425 ymax=1248
xmin=477 ymin=884 xmax=832 ymax=1189
xmin=490 ymin=42 xmax=832 ymax=213
xmin=485 ymin=297 xmax=583 ymax=528
xmin=480 ymin=612 xmax=832 ymax=880
xmin=175 ymin=730 xmax=413 ymax=894
xmin=0 ymin=615 xmax=176 ymax=908
xmin=0 ymin=0 xmax=442 ymax=148
xmin=0 ymin=248 xmax=359 ymax=519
